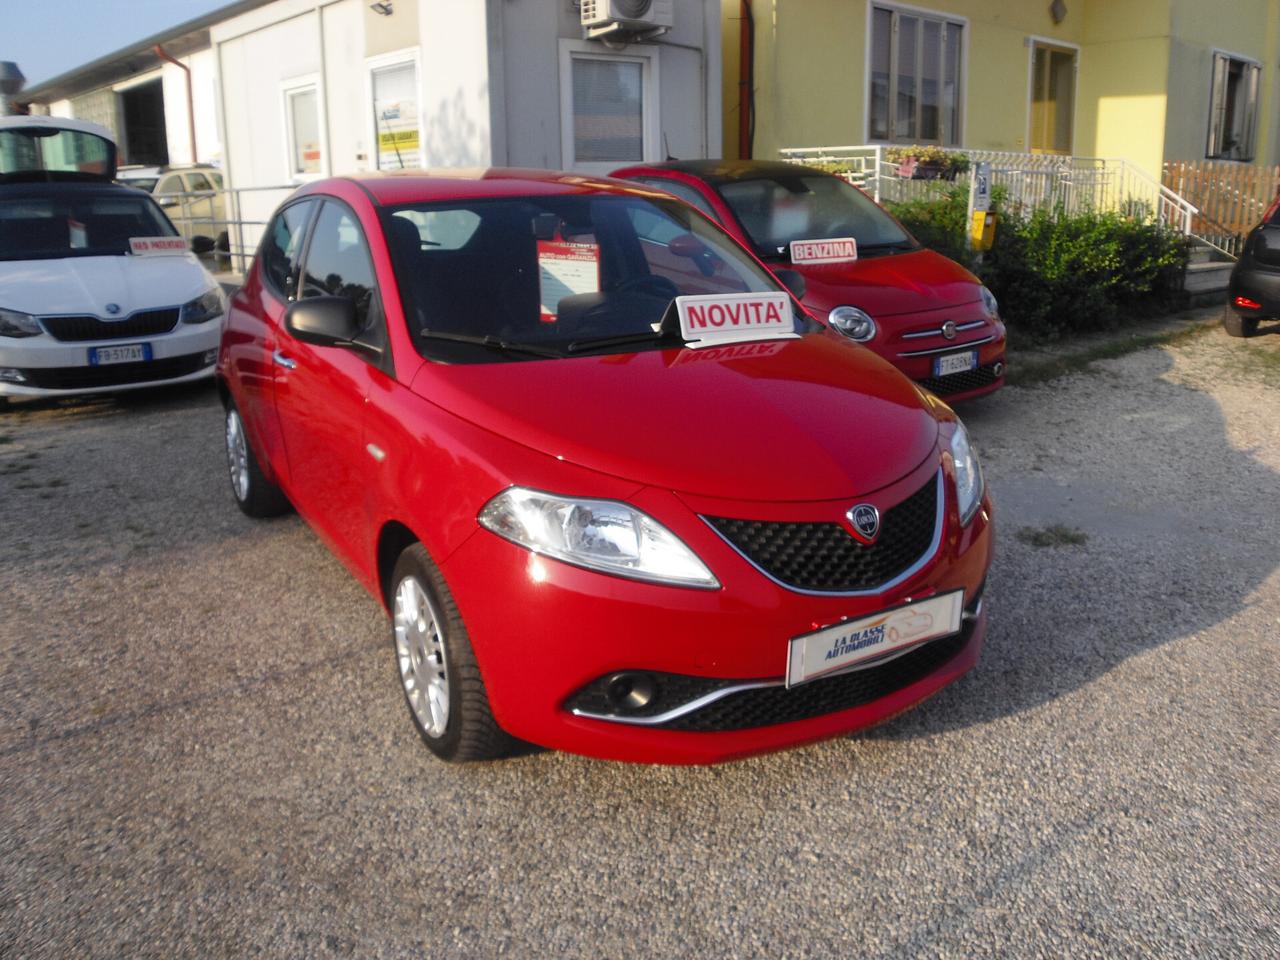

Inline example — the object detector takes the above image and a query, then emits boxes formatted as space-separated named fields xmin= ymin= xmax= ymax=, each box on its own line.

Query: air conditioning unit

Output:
xmin=581 ymin=0 xmax=674 ymax=40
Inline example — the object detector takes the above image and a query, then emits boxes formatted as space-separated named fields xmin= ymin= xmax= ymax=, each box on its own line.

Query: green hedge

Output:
xmin=884 ymin=186 xmax=1189 ymax=340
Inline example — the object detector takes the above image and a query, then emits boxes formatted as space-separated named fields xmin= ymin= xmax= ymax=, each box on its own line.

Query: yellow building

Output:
xmin=722 ymin=0 xmax=1280 ymax=180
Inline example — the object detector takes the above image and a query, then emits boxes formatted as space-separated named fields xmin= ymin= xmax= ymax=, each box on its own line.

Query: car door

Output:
xmin=154 ymin=173 xmax=190 ymax=238
xmin=182 ymin=171 xmax=217 ymax=240
xmin=272 ymin=198 xmax=388 ymax=563
xmin=224 ymin=197 xmax=317 ymax=481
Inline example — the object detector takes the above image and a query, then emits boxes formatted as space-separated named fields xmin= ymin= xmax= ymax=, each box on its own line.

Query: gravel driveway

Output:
xmin=2 ymin=326 xmax=1277 ymax=958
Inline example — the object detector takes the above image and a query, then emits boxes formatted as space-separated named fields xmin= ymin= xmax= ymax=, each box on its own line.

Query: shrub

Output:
xmin=884 ymin=191 xmax=1189 ymax=340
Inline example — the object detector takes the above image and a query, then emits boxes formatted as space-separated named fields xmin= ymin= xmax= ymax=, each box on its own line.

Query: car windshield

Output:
xmin=121 ymin=177 xmax=159 ymax=193
xmin=0 ymin=192 xmax=179 ymax=261
xmin=715 ymin=173 xmax=914 ymax=259
xmin=384 ymin=193 xmax=810 ymax=363
xmin=0 ymin=127 xmax=115 ymax=182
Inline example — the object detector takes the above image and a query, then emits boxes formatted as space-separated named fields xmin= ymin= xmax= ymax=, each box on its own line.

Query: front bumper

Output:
xmin=870 ymin=311 xmax=1007 ymax=402
xmin=0 ymin=321 xmax=221 ymax=397
xmin=439 ymin=455 xmax=994 ymax=764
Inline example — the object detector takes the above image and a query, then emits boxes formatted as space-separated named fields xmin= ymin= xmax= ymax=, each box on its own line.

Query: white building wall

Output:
xmin=49 ymin=100 xmax=73 ymax=118
xmin=159 ymin=48 xmax=221 ymax=166
xmin=419 ymin=0 xmax=494 ymax=166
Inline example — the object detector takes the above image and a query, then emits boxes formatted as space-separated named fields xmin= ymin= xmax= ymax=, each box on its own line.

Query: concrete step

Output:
xmin=1184 ymin=261 xmax=1232 ymax=292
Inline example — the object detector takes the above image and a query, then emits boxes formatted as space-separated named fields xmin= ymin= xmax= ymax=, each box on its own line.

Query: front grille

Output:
xmin=918 ymin=362 xmax=1002 ymax=396
xmin=40 ymin=309 xmax=181 ymax=342
xmin=564 ymin=623 xmax=972 ymax=732
xmin=705 ymin=473 xmax=939 ymax=592
xmin=18 ymin=352 xmax=210 ymax=390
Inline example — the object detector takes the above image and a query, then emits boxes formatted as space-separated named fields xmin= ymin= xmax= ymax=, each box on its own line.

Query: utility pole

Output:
xmin=0 ymin=62 xmax=25 ymax=116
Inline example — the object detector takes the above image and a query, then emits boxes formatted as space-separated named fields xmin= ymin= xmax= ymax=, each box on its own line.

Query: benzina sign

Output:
xmin=790 ymin=237 xmax=858 ymax=264
xmin=676 ymin=291 xmax=796 ymax=349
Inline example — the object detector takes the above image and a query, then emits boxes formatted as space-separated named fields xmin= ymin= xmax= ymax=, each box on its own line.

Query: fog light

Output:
xmin=992 ymin=361 xmax=1005 ymax=378
xmin=605 ymin=672 xmax=656 ymax=712
xmin=202 ymin=349 xmax=217 ymax=366
xmin=1234 ymin=295 xmax=1262 ymax=310
xmin=0 ymin=368 xmax=26 ymax=383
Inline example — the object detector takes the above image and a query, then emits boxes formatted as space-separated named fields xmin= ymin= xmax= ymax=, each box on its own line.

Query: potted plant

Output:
xmin=885 ymin=145 xmax=970 ymax=180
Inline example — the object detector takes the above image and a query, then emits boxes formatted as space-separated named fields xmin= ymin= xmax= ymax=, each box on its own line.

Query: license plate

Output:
xmin=786 ymin=590 xmax=965 ymax=687
xmin=88 ymin=343 xmax=151 ymax=365
xmin=933 ymin=350 xmax=977 ymax=377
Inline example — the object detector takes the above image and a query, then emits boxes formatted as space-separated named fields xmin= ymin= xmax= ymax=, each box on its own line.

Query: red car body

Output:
xmin=611 ymin=160 xmax=1007 ymax=402
xmin=217 ymin=170 xmax=992 ymax=764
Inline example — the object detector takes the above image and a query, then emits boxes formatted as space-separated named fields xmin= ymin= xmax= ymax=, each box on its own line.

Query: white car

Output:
xmin=0 ymin=116 xmax=224 ymax=402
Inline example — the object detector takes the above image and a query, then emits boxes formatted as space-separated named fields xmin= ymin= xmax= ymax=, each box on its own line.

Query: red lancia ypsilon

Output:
xmin=612 ymin=160 xmax=1007 ymax=402
xmin=217 ymin=171 xmax=993 ymax=764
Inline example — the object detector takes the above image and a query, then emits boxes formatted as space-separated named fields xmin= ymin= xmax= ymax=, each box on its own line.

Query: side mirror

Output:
xmin=774 ymin=268 xmax=807 ymax=301
xmin=284 ymin=296 xmax=361 ymax=347
xmin=157 ymin=195 xmax=178 ymax=207
xmin=190 ymin=235 xmax=216 ymax=255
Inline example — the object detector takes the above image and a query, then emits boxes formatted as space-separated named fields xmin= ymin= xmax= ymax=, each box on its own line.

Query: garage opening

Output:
xmin=120 ymin=79 xmax=168 ymax=166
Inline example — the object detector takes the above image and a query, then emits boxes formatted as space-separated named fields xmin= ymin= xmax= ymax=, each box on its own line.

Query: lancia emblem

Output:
xmin=941 ymin=320 xmax=957 ymax=340
xmin=105 ymin=303 xmax=122 ymax=315
xmin=847 ymin=503 xmax=881 ymax=544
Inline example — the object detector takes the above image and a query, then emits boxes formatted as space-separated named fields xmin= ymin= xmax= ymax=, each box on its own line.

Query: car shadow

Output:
xmin=864 ymin=342 xmax=1280 ymax=740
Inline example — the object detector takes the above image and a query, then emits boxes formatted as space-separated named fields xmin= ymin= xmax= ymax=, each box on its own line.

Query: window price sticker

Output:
xmin=537 ymin=241 xmax=601 ymax=322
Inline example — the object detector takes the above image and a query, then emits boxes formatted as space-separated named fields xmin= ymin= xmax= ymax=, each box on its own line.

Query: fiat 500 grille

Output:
xmin=704 ymin=472 xmax=939 ymax=592
xmin=41 ymin=309 xmax=180 ymax=342
xmin=919 ymin=362 xmax=1001 ymax=396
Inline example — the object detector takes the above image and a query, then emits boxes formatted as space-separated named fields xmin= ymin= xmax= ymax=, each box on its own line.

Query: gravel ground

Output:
xmin=1 ymin=325 xmax=1277 ymax=958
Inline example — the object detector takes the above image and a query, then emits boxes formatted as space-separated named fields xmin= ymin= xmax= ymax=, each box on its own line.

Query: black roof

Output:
xmin=627 ymin=159 xmax=828 ymax=184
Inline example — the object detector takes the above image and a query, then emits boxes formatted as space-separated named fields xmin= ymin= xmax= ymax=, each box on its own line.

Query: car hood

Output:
xmin=794 ymin=248 xmax=982 ymax=317
xmin=0 ymin=254 xmax=213 ymax=317
xmin=412 ymin=334 xmax=940 ymax=501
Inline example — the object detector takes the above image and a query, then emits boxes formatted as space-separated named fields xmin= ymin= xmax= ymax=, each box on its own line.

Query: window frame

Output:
xmin=1206 ymin=48 xmax=1261 ymax=162
xmin=258 ymin=197 xmax=319 ymax=303
xmin=558 ymin=39 xmax=661 ymax=175
xmin=280 ymin=74 xmax=328 ymax=184
xmin=1025 ymin=35 xmax=1080 ymax=157
xmin=864 ymin=2 xmax=967 ymax=147
xmin=366 ymin=48 xmax=424 ymax=173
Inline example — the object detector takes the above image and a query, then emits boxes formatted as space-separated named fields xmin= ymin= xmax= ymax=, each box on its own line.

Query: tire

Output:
xmin=224 ymin=402 xmax=290 ymax=517
xmin=1222 ymin=308 xmax=1259 ymax=338
xmin=390 ymin=543 xmax=515 ymax=762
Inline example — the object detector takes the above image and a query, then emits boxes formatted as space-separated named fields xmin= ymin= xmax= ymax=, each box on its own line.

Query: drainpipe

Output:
xmin=154 ymin=44 xmax=197 ymax=162
xmin=737 ymin=0 xmax=754 ymax=159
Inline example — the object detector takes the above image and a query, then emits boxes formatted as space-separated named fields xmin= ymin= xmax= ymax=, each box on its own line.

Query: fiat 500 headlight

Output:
xmin=180 ymin=287 xmax=227 ymax=325
xmin=949 ymin=421 xmax=985 ymax=525
xmin=0 ymin=307 xmax=41 ymax=338
xmin=979 ymin=285 xmax=999 ymax=319
xmin=479 ymin=488 xmax=719 ymax=589
xmin=828 ymin=305 xmax=877 ymax=342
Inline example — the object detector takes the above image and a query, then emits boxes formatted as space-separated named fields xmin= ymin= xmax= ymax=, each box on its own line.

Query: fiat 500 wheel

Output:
xmin=224 ymin=402 xmax=289 ymax=518
xmin=390 ymin=543 xmax=514 ymax=762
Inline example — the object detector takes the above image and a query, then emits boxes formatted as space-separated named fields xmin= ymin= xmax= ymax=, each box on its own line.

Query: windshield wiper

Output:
xmin=418 ymin=329 xmax=563 ymax=359
xmin=565 ymin=300 xmax=684 ymax=354
xmin=856 ymin=241 xmax=916 ymax=256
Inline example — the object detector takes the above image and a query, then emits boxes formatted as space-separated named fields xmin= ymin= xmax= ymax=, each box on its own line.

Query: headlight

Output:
xmin=979 ymin=285 xmax=999 ymax=319
xmin=478 ymin=487 xmax=719 ymax=589
xmin=0 ymin=307 xmax=41 ymax=338
xmin=828 ymin=305 xmax=877 ymax=342
xmin=180 ymin=287 xmax=227 ymax=325
xmin=949 ymin=420 xmax=985 ymax=526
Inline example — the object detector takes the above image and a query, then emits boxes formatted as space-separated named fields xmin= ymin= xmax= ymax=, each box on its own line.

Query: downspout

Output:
xmin=154 ymin=43 xmax=197 ymax=162
xmin=738 ymin=0 xmax=754 ymax=159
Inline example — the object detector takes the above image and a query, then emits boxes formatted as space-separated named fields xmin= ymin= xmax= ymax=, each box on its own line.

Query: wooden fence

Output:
xmin=1163 ymin=160 xmax=1280 ymax=255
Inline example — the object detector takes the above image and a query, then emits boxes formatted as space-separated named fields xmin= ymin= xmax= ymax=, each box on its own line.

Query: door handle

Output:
xmin=272 ymin=349 xmax=297 ymax=370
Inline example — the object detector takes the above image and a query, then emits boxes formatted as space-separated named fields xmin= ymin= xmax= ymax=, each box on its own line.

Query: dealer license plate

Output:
xmin=786 ymin=590 xmax=965 ymax=687
xmin=88 ymin=343 xmax=151 ymax=366
xmin=933 ymin=350 xmax=977 ymax=377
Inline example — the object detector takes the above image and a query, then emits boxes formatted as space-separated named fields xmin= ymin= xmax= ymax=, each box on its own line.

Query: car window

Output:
xmin=628 ymin=206 xmax=749 ymax=297
xmin=156 ymin=174 xmax=184 ymax=195
xmin=185 ymin=172 xmax=214 ymax=192
xmin=0 ymin=192 xmax=178 ymax=261
xmin=300 ymin=201 xmax=378 ymax=329
xmin=122 ymin=177 xmax=158 ymax=193
xmin=260 ymin=199 xmax=316 ymax=299
xmin=631 ymin=176 xmax=719 ymax=220
xmin=388 ymin=209 xmax=481 ymax=251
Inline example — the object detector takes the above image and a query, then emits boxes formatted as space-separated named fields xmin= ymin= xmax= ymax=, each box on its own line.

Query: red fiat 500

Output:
xmin=612 ymin=160 xmax=1007 ymax=402
xmin=218 ymin=170 xmax=993 ymax=764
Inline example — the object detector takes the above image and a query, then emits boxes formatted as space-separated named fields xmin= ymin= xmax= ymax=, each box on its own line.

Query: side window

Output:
xmin=300 ymin=201 xmax=378 ymax=329
xmin=632 ymin=177 xmax=719 ymax=221
xmin=260 ymin=199 xmax=316 ymax=300
xmin=155 ymin=174 xmax=184 ymax=195
xmin=185 ymin=172 xmax=214 ymax=192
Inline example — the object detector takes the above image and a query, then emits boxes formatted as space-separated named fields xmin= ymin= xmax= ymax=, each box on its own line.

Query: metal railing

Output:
xmin=779 ymin=145 xmax=1199 ymax=237
xmin=155 ymin=184 xmax=302 ymax=276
